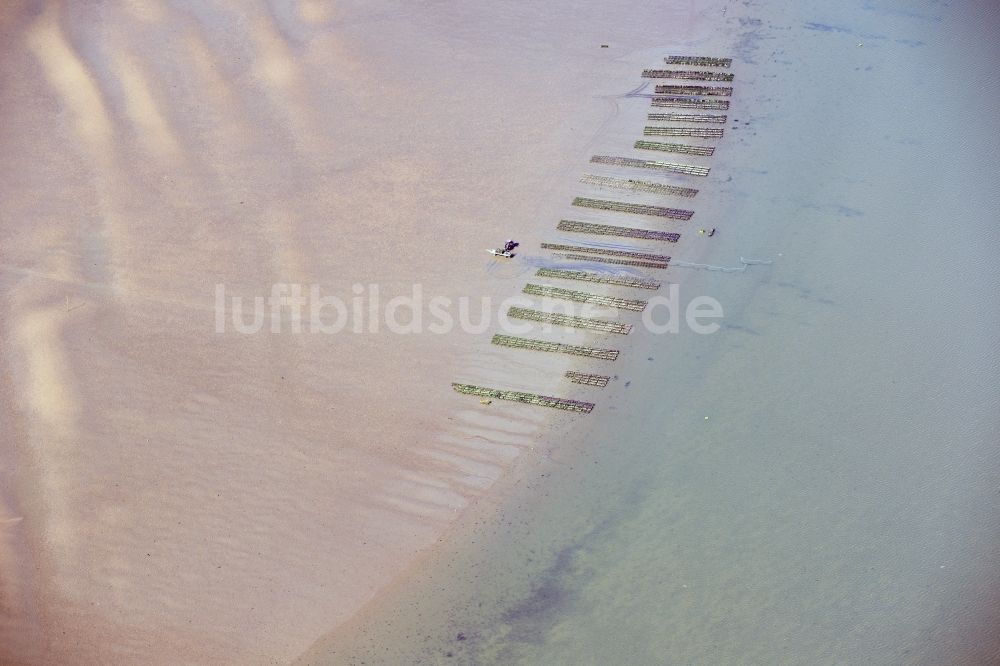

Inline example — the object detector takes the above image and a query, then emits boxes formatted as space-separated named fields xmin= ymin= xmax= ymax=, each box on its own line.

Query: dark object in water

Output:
xmin=565 ymin=371 xmax=611 ymax=388
xmin=507 ymin=307 xmax=632 ymax=334
xmin=651 ymin=96 xmax=729 ymax=110
xmin=664 ymin=55 xmax=733 ymax=68
xmin=642 ymin=126 xmax=724 ymax=139
xmin=572 ymin=197 xmax=693 ymax=220
xmin=452 ymin=382 xmax=597 ymax=413
xmin=535 ymin=268 xmax=661 ymax=290
xmin=647 ymin=112 xmax=727 ymax=124
xmin=557 ymin=219 xmax=681 ymax=243
xmin=590 ymin=155 xmax=710 ymax=177
xmin=633 ymin=140 xmax=715 ymax=157
xmin=523 ymin=283 xmax=648 ymax=312
xmin=558 ymin=253 xmax=669 ymax=270
xmin=655 ymin=84 xmax=732 ymax=97
xmin=540 ymin=243 xmax=671 ymax=264
xmin=490 ymin=334 xmax=619 ymax=361
xmin=642 ymin=69 xmax=734 ymax=81
xmin=580 ymin=173 xmax=699 ymax=197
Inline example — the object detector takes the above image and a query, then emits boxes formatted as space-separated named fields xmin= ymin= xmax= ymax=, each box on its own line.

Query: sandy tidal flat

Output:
xmin=0 ymin=0 xmax=709 ymax=662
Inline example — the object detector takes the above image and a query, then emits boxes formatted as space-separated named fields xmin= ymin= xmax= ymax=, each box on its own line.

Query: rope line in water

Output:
xmin=670 ymin=257 xmax=773 ymax=272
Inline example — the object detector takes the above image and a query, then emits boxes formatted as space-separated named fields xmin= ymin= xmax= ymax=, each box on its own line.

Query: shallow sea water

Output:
xmin=302 ymin=1 xmax=1000 ymax=663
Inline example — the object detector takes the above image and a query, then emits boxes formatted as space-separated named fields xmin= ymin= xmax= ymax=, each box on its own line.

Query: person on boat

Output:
xmin=503 ymin=239 xmax=517 ymax=252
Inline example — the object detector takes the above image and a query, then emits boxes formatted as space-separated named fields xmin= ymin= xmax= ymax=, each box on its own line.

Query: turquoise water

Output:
xmin=302 ymin=1 xmax=1000 ymax=663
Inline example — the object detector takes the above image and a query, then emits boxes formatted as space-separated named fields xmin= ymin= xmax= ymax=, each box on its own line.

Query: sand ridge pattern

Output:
xmin=0 ymin=1 xmax=580 ymax=663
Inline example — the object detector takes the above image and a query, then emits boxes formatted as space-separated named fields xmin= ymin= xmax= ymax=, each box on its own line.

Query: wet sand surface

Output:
xmin=0 ymin=0 xmax=718 ymax=663
xmin=296 ymin=0 xmax=1000 ymax=664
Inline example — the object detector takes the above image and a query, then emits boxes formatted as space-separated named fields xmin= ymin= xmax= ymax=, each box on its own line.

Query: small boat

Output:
xmin=487 ymin=248 xmax=514 ymax=258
